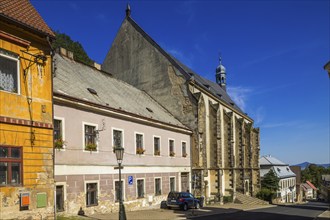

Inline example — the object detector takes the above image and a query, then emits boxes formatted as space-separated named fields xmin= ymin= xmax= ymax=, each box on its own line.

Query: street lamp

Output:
xmin=114 ymin=146 xmax=126 ymax=220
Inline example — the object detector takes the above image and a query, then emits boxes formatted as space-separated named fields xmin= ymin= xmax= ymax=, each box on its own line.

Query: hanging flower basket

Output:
xmin=54 ymin=138 xmax=65 ymax=150
xmin=85 ymin=143 xmax=97 ymax=151
xmin=136 ymin=148 xmax=145 ymax=155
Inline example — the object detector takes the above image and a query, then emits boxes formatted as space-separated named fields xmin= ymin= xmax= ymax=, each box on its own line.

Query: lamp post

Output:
xmin=114 ymin=146 xmax=126 ymax=220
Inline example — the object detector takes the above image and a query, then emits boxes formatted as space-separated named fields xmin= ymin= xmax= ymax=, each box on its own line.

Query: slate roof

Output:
xmin=53 ymin=53 xmax=187 ymax=129
xmin=126 ymin=16 xmax=248 ymax=118
xmin=0 ymin=0 xmax=54 ymax=37
xmin=260 ymin=155 xmax=287 ymax=166
xmin=260 ymin=155 xmax=296 ymax=179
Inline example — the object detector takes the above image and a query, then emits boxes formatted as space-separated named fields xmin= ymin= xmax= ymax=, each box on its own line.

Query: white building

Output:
xmin=53 ymin=49 xmax=192 ymax=215
xmin=260 ymin=155 xmax=296 ymax=203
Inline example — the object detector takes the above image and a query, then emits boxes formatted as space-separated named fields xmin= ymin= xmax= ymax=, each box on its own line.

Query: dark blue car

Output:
xmin=166 ymin=192 xmax=201 ymax=211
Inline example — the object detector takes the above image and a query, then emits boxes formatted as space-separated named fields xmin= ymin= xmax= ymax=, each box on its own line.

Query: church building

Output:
xmin=102 ymin=5 xmax=261 ymax=203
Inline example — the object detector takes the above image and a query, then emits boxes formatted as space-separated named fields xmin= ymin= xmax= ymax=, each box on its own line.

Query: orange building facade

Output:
xmin=0 ymin=0 xmax=55 ymax=219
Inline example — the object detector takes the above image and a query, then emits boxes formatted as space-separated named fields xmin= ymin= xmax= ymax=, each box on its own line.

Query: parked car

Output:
xmin=166 ymin=191 xmax=201 ymax=211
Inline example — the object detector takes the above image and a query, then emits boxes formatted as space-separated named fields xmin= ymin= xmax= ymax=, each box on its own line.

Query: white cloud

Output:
xmin=227 ymin=86 xmax=252 ymax=111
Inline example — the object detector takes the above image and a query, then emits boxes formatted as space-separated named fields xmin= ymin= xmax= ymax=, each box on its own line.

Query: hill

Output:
xmin=294 ymin=161 xmax=330 ymax=170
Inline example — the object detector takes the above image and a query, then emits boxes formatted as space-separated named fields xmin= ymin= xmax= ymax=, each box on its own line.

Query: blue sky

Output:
xmin=31 ymin=0 xmax=329 ymax=165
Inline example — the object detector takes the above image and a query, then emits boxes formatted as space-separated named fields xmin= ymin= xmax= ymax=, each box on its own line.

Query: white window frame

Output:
xmin=112 ymin=127 xmax=124 ymax=148
xmin=136 ymin=178 xmax=145 ymax=198
xmin=84 ymin=180 xmax=99 ymax=207
xmin=169 ymin=176 xmax=176 ymax=192
xmin=82 ymin=122 xmax=98 ymax=153
xmin=0 ymin=50 xmax=20 ymax=94
xmin=55 ymin=182 xmax=67 ymax=211
xmin=54 ymin=116 xmax=66 ymax=150
xmin=154 ymin=177 xmax=162 ymax=196
xmin=135 ymin=132 xmax=145 ymax=155
xmin=153 ymin=135 xmax=161 ymax=156
xmin=181 ymin=141 xmax=187 ymax=158
xmin=113 ymin=178 xmax=125 ymax=203
xmin=168 ymin=138 xmax=175 ymax=157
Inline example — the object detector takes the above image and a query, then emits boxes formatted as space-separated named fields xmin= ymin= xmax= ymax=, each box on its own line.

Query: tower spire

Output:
xmin=215 ymin=52 xmax=226 ymax=90
xmin=126 ymin=3 xmax=131 ymax=17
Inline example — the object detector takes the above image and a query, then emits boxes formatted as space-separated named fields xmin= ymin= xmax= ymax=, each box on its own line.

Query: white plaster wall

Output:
xmin=54 ymin=104 xmax=191 ymax=168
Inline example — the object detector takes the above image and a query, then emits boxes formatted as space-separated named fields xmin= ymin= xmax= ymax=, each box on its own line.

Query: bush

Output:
xmin=223 ymin=196 xmax=233 ymax=203
xmin=256 ymin=188 xmax=276 ymax=202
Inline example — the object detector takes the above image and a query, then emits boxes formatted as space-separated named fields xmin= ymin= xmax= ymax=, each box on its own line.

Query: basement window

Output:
xmin=87 ymin=88 xmax=98 ymax=95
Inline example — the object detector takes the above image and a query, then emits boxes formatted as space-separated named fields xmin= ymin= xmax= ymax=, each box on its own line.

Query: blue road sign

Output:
xmin=128 ymin=176 xmax=133 ymax=185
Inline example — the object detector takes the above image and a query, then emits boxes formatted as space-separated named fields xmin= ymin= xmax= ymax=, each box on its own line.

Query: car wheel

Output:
xmin=182 ymin=203 xmax=188 ymax=211
xmin=195 ymin=202 xmax=200 ymax=209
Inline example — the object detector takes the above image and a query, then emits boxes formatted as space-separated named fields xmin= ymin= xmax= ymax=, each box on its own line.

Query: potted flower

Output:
xmin=54 ymin=138 xmax=65 ymax=150
xmin=136 ymin=148 xmax=145 ymax=155
xmin=154 ymin=150 xmax=160 ymax=156
xmin=170 ymin=151 xmax=175 ymax=157
xmin=85 ymin=143 xmax=97 ymax=151
xmin=182 ymin=152 xmax=188 ymax=157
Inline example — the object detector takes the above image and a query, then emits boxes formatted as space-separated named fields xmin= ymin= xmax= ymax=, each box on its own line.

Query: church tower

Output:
xmin=215 ymin=56 xmax=226 ymax=90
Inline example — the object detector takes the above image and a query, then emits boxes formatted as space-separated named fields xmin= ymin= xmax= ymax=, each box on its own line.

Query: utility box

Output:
xmin=36 ymin=192 xmax=47 ymax=208
xmin=20 ymin=192 xmax=30 ymax=210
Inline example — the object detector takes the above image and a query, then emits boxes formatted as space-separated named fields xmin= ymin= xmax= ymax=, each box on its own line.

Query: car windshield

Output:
xmin=168 ymin=192 xmax=180 ymax=199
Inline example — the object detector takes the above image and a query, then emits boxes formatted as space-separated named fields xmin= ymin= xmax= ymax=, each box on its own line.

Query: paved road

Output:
xmin=190 ymin=202 xmax=329 ymax=220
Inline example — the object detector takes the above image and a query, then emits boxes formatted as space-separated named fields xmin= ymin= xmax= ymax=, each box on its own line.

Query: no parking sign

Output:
xmin=128 ymin=176 xmax=133 ymax=185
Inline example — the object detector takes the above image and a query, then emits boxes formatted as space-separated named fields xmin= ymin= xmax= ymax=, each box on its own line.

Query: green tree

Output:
xmin=257 ymin=169 xmax=280 ymax=202
xmin=52 ymin=31 xmax=94 ymax=66
xmin=261 ymin=169 xmax=280 ymax=191
xmin=302 ymin=164 xmax=330 ymax=189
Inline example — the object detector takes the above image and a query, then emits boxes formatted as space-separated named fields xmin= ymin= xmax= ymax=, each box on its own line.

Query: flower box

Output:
xmin=85 ymin=143 xmax=97 ymax=151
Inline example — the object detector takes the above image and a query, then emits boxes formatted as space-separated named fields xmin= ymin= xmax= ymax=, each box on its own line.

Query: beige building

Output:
xmin=102 ymin=6 xmax=261 ymax=203
xmin=53 ymin=49 xmax=191 ymax=215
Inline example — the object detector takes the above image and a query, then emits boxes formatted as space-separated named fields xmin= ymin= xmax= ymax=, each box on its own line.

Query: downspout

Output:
xmin=46 ymin=35 xmax=56 ymax=220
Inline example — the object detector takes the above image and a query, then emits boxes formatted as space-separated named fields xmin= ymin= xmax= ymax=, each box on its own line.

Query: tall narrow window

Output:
xmin=137 ymin=179 xmax=144 ymax=198
xmin=0 ymin=146 xmax=22 ymax=186
xmin=169 ymin=139 xmax=175 ymax=157
xmin=0 ymin=49 xmax=19 ymax=94
xmin=155 ymin=178 xmax=161 ymax=195
xmin=136 ymin=133 xmax=144 ymax=155
xmin=54 ymin=119 xmax=64 ymax=149
xmin=182 ymin=142 xmax=187 ymax=157
xmin=170 ymin=177 xmax=175 ymax=192
xmin=154 ymin=137 xmax=160 ymax=156
xmin=115 ymin=180 xmax=123 ymax=202
xmin=86 ymin=183 xmax=98 ymax=206
xmin=56 ymin=185 xmax=64 ymax=212
xmin=113 ymin=130 xmax=123 ymax=148
xmin=84 ymin=125 xmax=97 ymax=151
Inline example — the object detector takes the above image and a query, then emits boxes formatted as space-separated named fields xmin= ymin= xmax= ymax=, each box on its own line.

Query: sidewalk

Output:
xmin=87 ymin=203 xmax=274 ymax=220
xmin=315 ymin=209 xmax=330 ymax=220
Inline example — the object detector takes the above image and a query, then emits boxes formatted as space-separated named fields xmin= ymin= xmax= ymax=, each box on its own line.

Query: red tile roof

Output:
xmin=306 ymin=181 xmax=317 ymax=190
xmin=0 ymin=0 xmax=54 ymax=37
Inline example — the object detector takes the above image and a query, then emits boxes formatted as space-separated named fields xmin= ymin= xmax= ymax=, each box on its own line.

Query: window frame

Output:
xmin=154 ymin=177 xmax=162 ymax=196
xmin=181 ymin=141 xmax=187 ymax=157
xmin=169 ymin=176 xmax=176 ymax=192
xmin=54 ymin=117 xmax=65 ymax=150
xmin=153 ymin=136 xmax=161 ymax=156
xmin=169 ymin=139 xmax=175 ymax=157
xmin=136 ymin=178 xmax=145 ymax=198
xmin=82 ymin=122 xmax=98 ymax=152
xmin=0 ymin=145 xmax=23 ymax=186
xmin=85 ymin=181 xmax=99 ymax=207
xmin=114 ymin=179 xmax=125 ymax=203
xmin=55 ymin=182 xmax=67 ymax=212
xmin=135 ymin=132 xmax=144 ymax=155
xmin=0 ymin=49 xmax=20 ymax=94
xmin=112 ymin=128 xmax=124 ymax=149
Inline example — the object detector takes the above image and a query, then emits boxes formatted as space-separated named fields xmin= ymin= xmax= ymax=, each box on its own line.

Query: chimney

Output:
xmin=59 ymin=47 xmax=67 ymax=57
xmin=94 ymin=62 xmax=101 ymax=70
xmin=67 ymin=51 xmax=74 ymax=60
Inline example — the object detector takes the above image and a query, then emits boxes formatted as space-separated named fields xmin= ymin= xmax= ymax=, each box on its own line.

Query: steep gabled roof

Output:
xmin=0 ymin=0 xmax=54 ymax=37
xmin=53 ymin=53 xmax=189 ymax=131
xmin=125 ymin=16 xmax=248 ymax=118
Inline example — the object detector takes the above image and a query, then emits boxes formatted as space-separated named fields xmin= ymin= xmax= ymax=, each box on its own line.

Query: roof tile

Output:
xmin=0 ymin=0 xmax=54 ymax=37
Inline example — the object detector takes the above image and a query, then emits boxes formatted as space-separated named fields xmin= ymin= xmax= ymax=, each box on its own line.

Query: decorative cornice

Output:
xmin=0 ymin=116 xmax=52 ymax=129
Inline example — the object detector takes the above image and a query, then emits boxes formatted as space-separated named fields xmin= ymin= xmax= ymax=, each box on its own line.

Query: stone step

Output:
xmin=235 ymin=192 xmax=269 ymax=205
